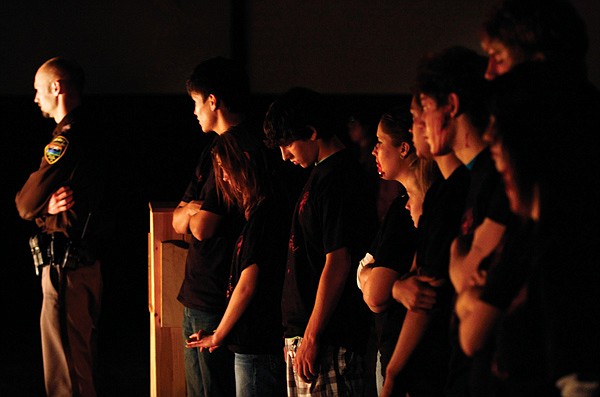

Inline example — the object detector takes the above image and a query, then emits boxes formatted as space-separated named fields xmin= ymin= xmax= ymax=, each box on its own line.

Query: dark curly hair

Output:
xmin=263 ymin=87 xmax=334 ymax=148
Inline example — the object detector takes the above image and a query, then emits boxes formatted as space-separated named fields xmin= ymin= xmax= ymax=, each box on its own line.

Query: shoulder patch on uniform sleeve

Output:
xmin=44 ymin=136 xmax=69 ymax=164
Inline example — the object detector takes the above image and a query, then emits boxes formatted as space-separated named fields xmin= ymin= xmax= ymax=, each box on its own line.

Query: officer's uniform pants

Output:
xmin=41 ymin=261 xmax=102 ymax=397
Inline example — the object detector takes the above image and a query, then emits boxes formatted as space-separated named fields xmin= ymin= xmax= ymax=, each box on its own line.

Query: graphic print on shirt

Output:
xmin=460 ymin=207 xmax=474 ymax=235
xmin=298 ymin=191 xmax=309 ymax=215
xmin=227 ymin=236 xmax=245 ymax=299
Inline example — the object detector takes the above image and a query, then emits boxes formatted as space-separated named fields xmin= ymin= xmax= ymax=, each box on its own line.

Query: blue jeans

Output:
xmin=183 ymin=307 xmax=235 ymax=397
xmin=235 ymin=353 xmax=286 ymax=397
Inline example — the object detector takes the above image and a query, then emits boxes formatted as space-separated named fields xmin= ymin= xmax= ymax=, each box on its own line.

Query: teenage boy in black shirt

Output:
xmin=415 ymin=46 xmax=511 ymax=396
xmin=173 ymin=57 xmax=252 ymax=397
xmin=384 ymin=50 xmax=479 ymax=395
xmin=263 ymin=87 xmax=377 ymax=396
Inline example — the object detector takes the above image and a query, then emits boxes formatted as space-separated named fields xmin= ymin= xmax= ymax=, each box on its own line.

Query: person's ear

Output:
xmin=51 ymin=80 xmax=62 ymax=96
xmin=308 ymin=127 xmax=318 ymax=141
xmin=447 ymin=93 xmax=460 ymax=118
xmin=207 ymin=93 xmax=218 ymax=111
xmin=399 ymin=141 xmax=410 ymax=159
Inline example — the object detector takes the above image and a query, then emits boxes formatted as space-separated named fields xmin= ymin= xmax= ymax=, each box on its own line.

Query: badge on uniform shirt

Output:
xmin=44 ymin=136 xmax=69 ymax=164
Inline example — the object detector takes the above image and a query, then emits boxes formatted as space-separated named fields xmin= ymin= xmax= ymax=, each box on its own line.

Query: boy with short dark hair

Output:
xmin=264 ymin=87 xmax=377 ymax=396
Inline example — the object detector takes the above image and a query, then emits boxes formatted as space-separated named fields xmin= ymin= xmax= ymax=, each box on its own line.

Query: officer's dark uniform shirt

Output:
xmin=15 ymin=106 xmax=108 ymax=258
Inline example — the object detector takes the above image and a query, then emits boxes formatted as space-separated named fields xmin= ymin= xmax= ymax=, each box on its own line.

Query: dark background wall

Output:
xmin=1 ymin=1 xmax=599 ymax=396
xmin=2 ymin=0 xmax=598 ymax=95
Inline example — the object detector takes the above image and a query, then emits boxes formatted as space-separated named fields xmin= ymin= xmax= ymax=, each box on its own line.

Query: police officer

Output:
xmin=16 ymin=57 xmax=108 ymax=397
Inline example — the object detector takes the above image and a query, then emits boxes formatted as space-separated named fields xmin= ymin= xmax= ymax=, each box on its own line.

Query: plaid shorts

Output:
xmin=284 ymin=337 xmax=364 ymax=396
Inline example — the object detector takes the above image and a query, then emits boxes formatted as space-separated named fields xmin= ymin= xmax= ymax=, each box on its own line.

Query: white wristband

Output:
xmin=356 ymin=253 xmax=374 ymax=291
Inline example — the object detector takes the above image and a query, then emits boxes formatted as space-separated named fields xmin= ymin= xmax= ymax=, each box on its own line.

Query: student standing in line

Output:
xmin=263 ymin=87 xmax=378 ymax=396
xmin=186 ymin=132 xmax=291 ymax=397
xmin=173 ymin=57 xmax=254 ymax=397
xmin=408 ymin=46 xmax=512 ymax=396
xmin=456 ymin=1 xmax=599 ymax=395
xmin=383 ymin=51 xmax=473 ymax=394
xmin=357 ymin=107 xmax=439 ymax=396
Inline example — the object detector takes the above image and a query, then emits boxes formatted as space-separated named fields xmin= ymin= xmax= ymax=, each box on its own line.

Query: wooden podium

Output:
xmin=148 ymin=202 xmax=189 ymax=396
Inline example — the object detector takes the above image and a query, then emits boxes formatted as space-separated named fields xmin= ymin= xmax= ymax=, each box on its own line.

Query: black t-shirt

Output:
xmin=490 ymin=251 xmax=549 ymax=395
xmin=462 ymin=216 xmax=537 ymax=397
xmin=226 ymin=196 xmax=292 ymax=354
xmin=534 ymin=71 xmax=600 ymax=384
xmin=417 ymin=165 xmax=470 ymax=281
xmin=281 ymin=149 xmax=377 ymax=351
xmin=177 ymin=126 xmax=261 ymax=313
xmin=461 ymin=148 xmax=510 ymax=230
xmin=458 ymin=147 xmax=511 ymax=271
xmin=480 ymin=216 xmax=535 ymax=310
xmin=369 ymin=194 xmax=417 ymax=370
xmin=412 ymin=165 xmax=470 ymax=393
xmin=448 ymin=149 xmax=511 ymax=395
xmin=371 ymin=194 xmax=417 ymax=273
